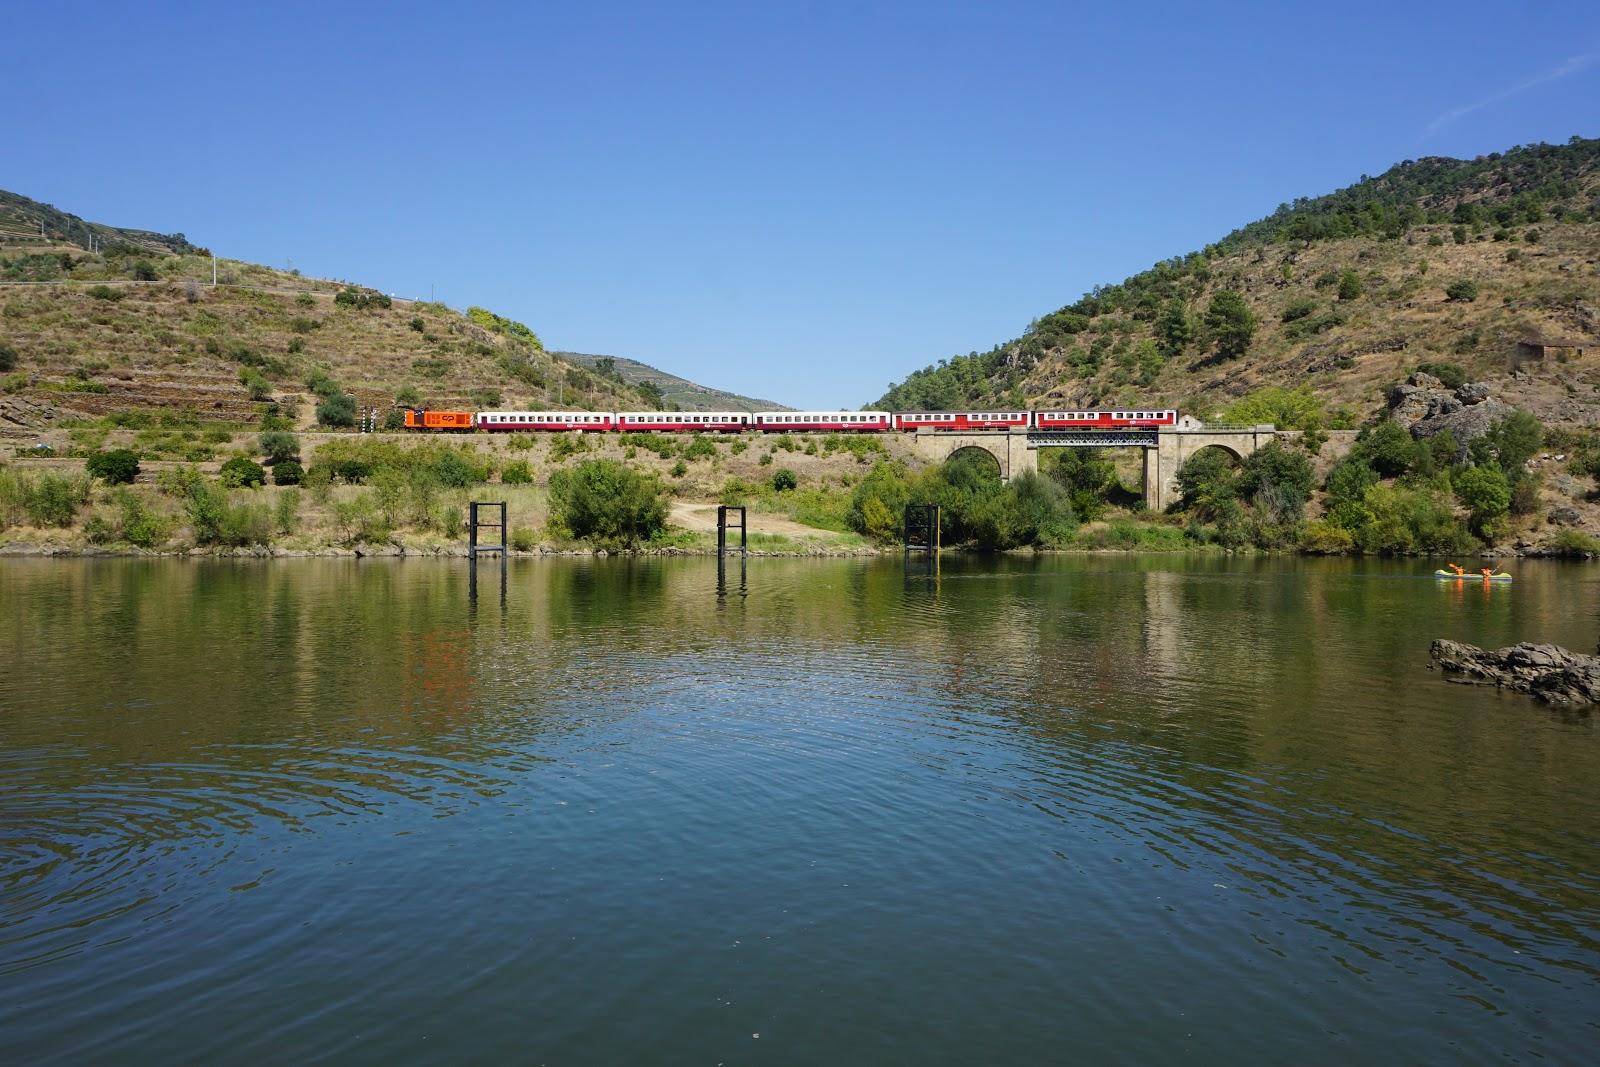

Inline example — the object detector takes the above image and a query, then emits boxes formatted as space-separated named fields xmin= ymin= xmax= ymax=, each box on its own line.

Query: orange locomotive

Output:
xmin=403 ymin=409 xmax=474 ymax=431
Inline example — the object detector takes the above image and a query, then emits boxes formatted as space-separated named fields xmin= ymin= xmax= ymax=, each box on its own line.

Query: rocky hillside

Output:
xmin=877 ymin=137 xmax=1600 ymax=431
xmin=0 ymin=190 xmax=756 ymax=434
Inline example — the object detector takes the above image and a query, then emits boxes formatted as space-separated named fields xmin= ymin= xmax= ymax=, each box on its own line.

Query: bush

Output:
xmin=273 ymin=488 xmax=301 ymax=534
xmin=670 ymin=460 xmax=688 ymax=478
xmin=434 ymin=450 xmax=477 ymax=487
xmin=272 ymin=460 xmax=304 ymax=486
xmin=219 ymin=456 xmax=266 ymax=489
xmin=1415 ymin=361 xmax=1467 ymax=390
xmin=240 ymin=369 xmax=272 ymax=400
xmin=305 ymin=370 xmax=341 ymax=398
xmin=511 ymin=527 xmax=537 ymax=551
xmin=501 ymin=459 xmax=533 ymax=484
xmin=317 ymin=392 xmax=357 ymax=427
xmin=1354 ymin=421 xmax=1421 ymax=478
xmin=1300 ymin=520 xmax=1355 ymax=554
xmin=848 ymin=462 xmax=914 ymax=543
xmin=1445 ymin=279 xmax=1479 ymax=302
xmin=1336 ymin=270 xmax=1363 ymax=301
xmin=682 ymin=436 xmax=718 ymax=461
xmin=1204 ymin=289 xmax=1257 ymax=360
xmin=0 ymin=343 xmax=15 ymax=372
xmin=1454 ymin=464 xmax=1511 ymax=537
xmin=87 ymin=284 xmax=124 ymax=302
xmin=1547 ymin=529 xmax=1600 ymax=558
xmin=0 ymin=469 xmax=91 ymax=527
xmin=85 ymin=448 xmax=141 ymax=485
xmin=130 ymin=260 xmax=159 ymax=281
xmin=259 ymin=431 xmax=300 ymax=464
xmin=771 ymin=468 xmax=798 ymax=492
xmin=546 ymin=459 xmax=667 ymax=547
xmin=1281 ymin=298 xmax=1317 ymax=323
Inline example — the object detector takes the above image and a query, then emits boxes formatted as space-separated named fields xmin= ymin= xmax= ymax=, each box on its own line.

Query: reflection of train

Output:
xmin=405 ymin=408 xmax=1181 ymax=433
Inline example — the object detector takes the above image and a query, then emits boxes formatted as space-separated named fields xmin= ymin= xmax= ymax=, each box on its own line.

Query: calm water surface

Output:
xmin=2 ymin=555 xmax=1599 ymax=1063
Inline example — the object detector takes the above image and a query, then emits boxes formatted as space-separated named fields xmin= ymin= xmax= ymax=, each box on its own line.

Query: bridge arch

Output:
xmin=945 ymin=445 xmax=1004 ymax=481
xmin=907 ymin=430 xmax=1037 ymax=482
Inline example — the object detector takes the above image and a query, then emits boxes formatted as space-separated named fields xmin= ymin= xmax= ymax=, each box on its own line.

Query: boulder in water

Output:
xmin=1430 ymin=639 xmax=1600 ymax=706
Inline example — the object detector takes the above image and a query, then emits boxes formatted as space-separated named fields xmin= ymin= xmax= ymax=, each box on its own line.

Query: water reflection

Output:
xmin=1 ymin=556 xmax=1598 ymax=1061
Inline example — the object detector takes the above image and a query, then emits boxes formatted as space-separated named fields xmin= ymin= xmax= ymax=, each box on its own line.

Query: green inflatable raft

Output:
xmin=1435 ymin=569 xmax=1513 ymax=581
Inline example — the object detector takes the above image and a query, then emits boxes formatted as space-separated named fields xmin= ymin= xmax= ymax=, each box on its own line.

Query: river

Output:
xmin=2 ymin=556 xmax=1597 ymax=1063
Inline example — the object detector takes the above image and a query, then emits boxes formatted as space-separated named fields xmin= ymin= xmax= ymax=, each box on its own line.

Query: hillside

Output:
xmin=0 ymin=189 xmax=198 ymax=255
xmin=0 ymin=190 xmax=754 ymax=434
xmin=558 ymin=351 xmax=790 ymax=411
xmin=876 ymin=137 xmax=1600 ymax=430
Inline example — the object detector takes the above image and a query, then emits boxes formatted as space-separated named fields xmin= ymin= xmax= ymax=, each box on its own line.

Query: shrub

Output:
xmin=759 ymin=452 xmax=773 ymax=466
xmin=0 ymin=343 xmax=15 ymax=372
xmin=550 ymin=434 xmax=590 ymax=461
xmin=770 ymin=468 xmax=798 ymax=492
xmin=130 ymin=260 xmax=159 ymax=281
xmin=1415 ymin=361 xmax=1467 ymax=390
xmin=670 ymin=460 xmax=688 ymax=478
xmin=409 ymin=316 xmax=425 ymax=332
xmin=240 ymin=369 xmax=272 ymax=400
xmin=87 ymin=284 xmax=124 ymax=302
xmin=219 ymin=456 xmax=266 ymax=489
xmin=546 ymin=458 xmax=667 ymax=547
xmin=259 ymin=431 xmax=300 ymax=464
xmin=1281 ymin=298 xmax=1317 ymax=323
xmin=1445 ymin=279 xmax=1479 ymax=302
xmin=85 ymin=448 xmax=141 ymax=485
xmin=434 ymin=450 xmax=477 ymax=487
xmin=848 ymin=461 xmax=914 ymax=543
xmin=317 ymin=392 xmax=357 ymax=427
xmin=1204 ymin=289 xmax=1257 ymax=360
xmin=683 ymin=436 xmax=718 ymax=461
xmin=1336 ymin=270 xmax=1363 ymax=301
xmin=1547 ymin=529 xmax=1600 ymax=558
xmin=0 ymin=469 xmax=91 ymax=527
xmin=1454 ymin=464 xmax=1511 ymax=537
xmin=501 ymin=459 xmax=533 ymax=484
xmin=1470 ymin=410 xmax=1543 ymax=477
xmin=1300 ymin=520 xmax=1355 ymax=554
xmin=395 ymin=386 xmax=422 ymax=407
xmin=507 ymin=433 xmax=534 ymax=451
xmin=511 ymin=527 xmax=537 ymax=551
xmin=272 ymin=460 xmax=304 ymax=486
xmin=273 ymin=488 xmax=301 ymax=534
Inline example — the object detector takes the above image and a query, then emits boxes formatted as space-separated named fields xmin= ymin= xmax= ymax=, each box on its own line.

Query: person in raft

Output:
xmin=1447 ymin=563 xmax=1466 ymax=576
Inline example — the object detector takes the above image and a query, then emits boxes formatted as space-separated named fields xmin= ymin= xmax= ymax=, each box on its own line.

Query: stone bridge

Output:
xmin=907 ymin=425 xmax=1279 ymax=511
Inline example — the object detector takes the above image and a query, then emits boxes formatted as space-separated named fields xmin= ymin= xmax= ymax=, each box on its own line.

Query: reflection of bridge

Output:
xmin=908 ymin=425 xmax=1279 ymax=511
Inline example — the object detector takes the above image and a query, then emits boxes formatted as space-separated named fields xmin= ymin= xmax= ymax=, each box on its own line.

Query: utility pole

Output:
xmin=212 ymin=255 xmax=217 ymax=287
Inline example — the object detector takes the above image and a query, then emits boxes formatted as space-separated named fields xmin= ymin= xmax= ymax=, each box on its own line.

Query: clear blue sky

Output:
xmin=5 ymin=2 xmax=1598 ymax=407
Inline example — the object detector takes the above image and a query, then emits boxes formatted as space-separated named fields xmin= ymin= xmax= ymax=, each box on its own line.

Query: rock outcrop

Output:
xmin=1387 ymin=371 xmax=1516 ymax=462
xmin=1430 ymin=639 xmax=1600 ymax=706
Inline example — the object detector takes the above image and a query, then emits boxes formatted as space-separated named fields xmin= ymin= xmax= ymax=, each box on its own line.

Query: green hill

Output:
xmin=0 ymin=189 xmax=757 ymax=432
xmin=875 ymin=136 xmax=1600 ymax=430
xmin=557 ymin=351 xmax=790 ymax=411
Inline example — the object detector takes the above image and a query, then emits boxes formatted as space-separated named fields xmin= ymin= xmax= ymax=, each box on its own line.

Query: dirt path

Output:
xmin=669 ymin=501 xmax=828 ymax=538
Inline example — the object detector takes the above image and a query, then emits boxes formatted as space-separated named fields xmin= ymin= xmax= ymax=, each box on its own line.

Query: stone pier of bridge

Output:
xmin=908 ymin=425 xmax=1279 ymax=512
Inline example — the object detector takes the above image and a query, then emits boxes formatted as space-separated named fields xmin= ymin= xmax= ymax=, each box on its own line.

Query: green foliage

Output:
xmin=1454 ymin=464 xmax=1511 ymax=537
xmin=1281 ymin=298 xmax=1317 ymax=323
xmin=546 ymin=459 xmax=668 ymax=548
xmin=0 ymin=343 xmax=15 ymax=372
xmin=219 ymin=456 xmax=266 ymax=489
xmin=316 ymin=392 xmax=357 ymax=428
xmin=682 ymin=436 xmax=718 ymax=461
xmin=1300 ymin=520 xmax=1355 ymax=554
xmin=1221 ymin=386 xmax=1338 ymax=432
xmin=409 ymin=316 xmax=425 ymax=332
xmin=305 ymin=370 xmax=340 ymax=398
xmin=1175 ymin=448 xmax=1238 ymax=515
xmin=848 ymin=462 xmax=916 ymax=543
xmin=1445 ymin=278 xmax=1479 ymax=302
xmin=846 ymin=455 xmax=1074 ymax=550
xmin=335 ymin=287 xmax=392 ymax=310
xmin=273 ymin=488 xmax=300 ymax=534
xmin=1047 ymin=448 xmax=1120 ymax=521
xmin=239 ymin=368 xmax=272 ymax=400
xmin=466 ymin=306 xmax=543 ymax=349
xmin=272 ymin=460 xmax=304 ymax=486
xmin=85 ymin=487 xmax=169 ymax=547
xmin=0 ymin=468 xmax=91 ymax=527
xmin=259 ymin=431 xmax=300 ymax=464
xmin=129 ymin=260 xmax=159 ymax=281
xmin=1354 ymin=421 xmax=1421 ymax=478
xmin=1470 ymin=410 xmax=1542 ymax=477
xmin=511 ymin=527 xmax=538 ymax=551
xmin=395 ymin=385 xmax=422 ymax=408
xmin=1336 ymin=269 xmax=1363 ymax=301
xmin=1237 ymin=443 xmax=1314 ymax=521
xmin=770 ymin=468 xmax=797 ymax=492
xmin=669 ymin=460 xmax=688 ymax=478
xmin=501 ymin=459 xmax=533 ymax=484
xmin=1351 ymin=483 xmax=1476 ymax=555
xmin=1155 ymin=298 xmax=1194 ymax=356
xmin=1415 ymin=361 xmax=1467 ymax=389
xmin=87 ymin=284 xmax=124 ymax=302
xmin=1203 ymin=290 xmax=1257 ymax=360
xmin=549 ymin=434 xmax=592 ymax=462
xmin=1547 ymin=529 xmax=1600 ymax=558
xmin=85 ymin=448 xmax=140 ymax=485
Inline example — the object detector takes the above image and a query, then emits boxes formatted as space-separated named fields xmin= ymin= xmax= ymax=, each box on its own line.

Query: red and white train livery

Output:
xmin=408 ymin=407 xmax=1182 ymax=433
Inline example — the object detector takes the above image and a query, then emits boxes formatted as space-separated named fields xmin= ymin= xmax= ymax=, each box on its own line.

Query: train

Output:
xmin=404 ymin=408 xmax=1182 ymax=433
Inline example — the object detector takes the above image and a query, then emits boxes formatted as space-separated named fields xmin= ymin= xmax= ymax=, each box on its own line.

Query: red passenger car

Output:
xmin=753 ymin=411 xmax=891 ymax=432
xmin=1033 ymin=409 xmax=1177 ymax=430
xmin=891 ymin=411 xmax=1030 ymax=431
xmin=615 ymin=411 xmax=751 ymax=432
xmin=474 ymin=411 xmax=616 ymax=431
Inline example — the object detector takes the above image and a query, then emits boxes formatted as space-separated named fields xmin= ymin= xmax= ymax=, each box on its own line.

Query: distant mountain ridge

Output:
xmin=0 ymin=189 xmax=199 ymax=255
xmin=557 ymin=351 xmax=791 ymax=411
